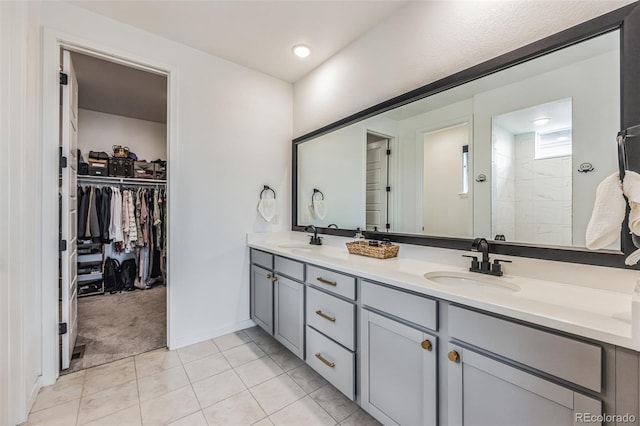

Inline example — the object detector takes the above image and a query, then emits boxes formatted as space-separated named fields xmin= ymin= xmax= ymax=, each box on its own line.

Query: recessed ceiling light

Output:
xmin=533 ymin=117 xmax=550 ymax=126
xmin=292 ymin=45 xmax=311 ymax=58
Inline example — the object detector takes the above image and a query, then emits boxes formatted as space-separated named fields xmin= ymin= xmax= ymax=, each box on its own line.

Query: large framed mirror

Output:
xmin=292 ymin=2 xmax=640 ymax=268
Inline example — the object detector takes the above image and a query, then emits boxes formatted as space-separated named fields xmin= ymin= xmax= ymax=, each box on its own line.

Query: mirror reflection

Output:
xmin=296 ymin=30 xmax=620 ymax=248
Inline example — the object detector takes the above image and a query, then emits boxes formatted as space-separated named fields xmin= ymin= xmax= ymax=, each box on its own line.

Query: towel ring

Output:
xmin=260 ymin=185 xmax=276 ymax=199
xmin=618 ymin=132 xmax=628 ymax=180
xmin=312 ymin=188 xmax=324 ymax=201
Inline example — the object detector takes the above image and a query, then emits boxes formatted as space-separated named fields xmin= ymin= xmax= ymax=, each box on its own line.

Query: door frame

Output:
xmin=41 ymin=28 xmax=177 ymax=385
xmin=364 ymin=129 xmax=398 ymax=232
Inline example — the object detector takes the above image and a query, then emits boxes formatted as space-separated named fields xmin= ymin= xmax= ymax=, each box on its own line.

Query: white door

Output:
xmin=366 ymin=139 xmax=389 ymax=231
xmin=60 ymin=50 xmax=79 ymax=370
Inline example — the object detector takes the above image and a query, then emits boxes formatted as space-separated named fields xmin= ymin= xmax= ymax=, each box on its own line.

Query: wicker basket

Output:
xmin=345 ymin=241 xmax=399 ymax=259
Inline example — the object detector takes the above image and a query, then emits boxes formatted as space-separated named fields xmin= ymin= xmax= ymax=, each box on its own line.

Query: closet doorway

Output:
xmin=59 ymin=49 xmax=169 ymax=373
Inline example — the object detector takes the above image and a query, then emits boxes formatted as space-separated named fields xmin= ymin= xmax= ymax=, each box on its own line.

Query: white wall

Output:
xmin=0 ymin=1 xmax=42 ymax=425
xmin=24 ymin=3 xmax=292 ymax=421
xmin=78 ymin=109 xmax=167 ymax=162
xmin=492 ymin=125 xmax=516 ymax=239
xmin=293 ymin=0 xmax=632 ymax=137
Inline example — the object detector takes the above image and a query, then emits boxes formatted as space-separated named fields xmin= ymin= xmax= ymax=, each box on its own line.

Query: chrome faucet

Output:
xmin=305 ymin=225 xmax=323 ymax=245
xmin=463 ymin=237 xmax=511 ymax=276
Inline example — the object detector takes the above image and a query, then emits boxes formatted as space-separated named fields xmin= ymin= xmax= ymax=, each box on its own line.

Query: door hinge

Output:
xmin=386 ymin=149 xmax=391 ymax=155
xmin=59 ymin=323 xmax=67 ymax=335
xmin=59 ymin=239 xmax=67 ymax=252
xmin=386 ymin=186 xmax=391 ymax=192
xmin=386 ymin=223 xmax=391 ymax=230
xmin=60 ymin=155 xmax=68 ymax=169
xmin=60 ymin=72 xmax=68 ymax=85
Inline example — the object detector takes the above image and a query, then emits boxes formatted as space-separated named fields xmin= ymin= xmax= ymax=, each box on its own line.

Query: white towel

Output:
xmin=312 ymin=199 xmax=326 ymax=220
xmin=586 ymin=172 xmax=626 ymax=250
xmin=624 ymin=171 xmax=640 ymax=235
xmin=626 ymin=248 xmax=640 ymax=266
xmin=257 ymin=198 xmax=276 ymax=222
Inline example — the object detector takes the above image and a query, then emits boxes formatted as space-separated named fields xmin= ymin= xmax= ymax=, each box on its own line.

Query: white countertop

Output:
xmin=248 ymin=232 xmax=639 ymax=351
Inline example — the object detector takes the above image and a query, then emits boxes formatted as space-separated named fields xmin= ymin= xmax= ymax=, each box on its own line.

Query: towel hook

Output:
xmin=260 ymin=185 xmax=276 ymax=199
xmin=618 ymin=131 xmax=628 ymax=181
xmin=312 ymin=188 xmax=324 ymax=200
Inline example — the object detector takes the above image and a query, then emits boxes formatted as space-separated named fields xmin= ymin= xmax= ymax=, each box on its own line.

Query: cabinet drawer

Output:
xmin=251 ymin=249 xmax=273 ymax=270
xmin=306 ymin=287 xmax=356 ymax=350
xmin=448 ymin=305 xmax=602 ymax=393
xmin=306 ymin=326 xmax=355 ymax=400
xmin=306 ymin=265 xmax=356 ymax=300
xmin=361 ymin=281 xmax=437 ymax=331
xmin=275 ymin=256 xmax=304 ymax=281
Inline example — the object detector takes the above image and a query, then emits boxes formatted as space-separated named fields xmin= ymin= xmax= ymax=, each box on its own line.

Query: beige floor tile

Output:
xmin=23 ymin=399 xmax=80 ymax=426
xmin=234 ymin=356 xmax=284 ymax=388
xmin=77 ymin=381 xmax=139 ymax=425
xmin=31 ymin=370 xmax=85 ymax=412
xmin=310 ymin=385 xmax=358 ymax=422
xmin=183 ymin=352 xmax=231 ymax=383
xmin=287 ymin=364 xmax=327 ymax=394
xmin=137 ymin=365 xmax=190 ymax=402
xmin=83 ymin=405 xmax=141 ymax=426
xmin=339 ymin=409 xmax=381 ymax=426
xmin=249 ymin=374 xmax=306 ymax=415
xmin=192 ymin=369 xmax=247 ymax=408
xmin=134 ymin=349 xmax=181 ymax=379
xmin=222 ymin=342 xmax=266 ymax=367
xmin=255 ymin=339 xmax=286 ymax=355
xmin=140 ymin=386 xmax=200 ymax=425
xmin=167 ymin=410 xmax=208 ymax=426
xmin=177 ymin=340 xmax=219 ymax=364
xmin=269 ymin=396 xmax=336 ymax=426
xmin=202 ymin=390 xmax=266 ymax=426
xmin=83 ymin=357 xmax=137 ymax=396
xmin=252 ymin=418 xmax=274 ymax=426
xmin=268 ymin=349 xmax=304 ymax=372
xmin=214 ymin=330 xmax=252 ymax=351
xmin=244 ymin=327 xmax=274 ymax=346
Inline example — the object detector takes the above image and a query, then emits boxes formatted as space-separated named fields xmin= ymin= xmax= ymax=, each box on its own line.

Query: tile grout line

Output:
xmin=133 ymin=357 xmax=143 ymax=426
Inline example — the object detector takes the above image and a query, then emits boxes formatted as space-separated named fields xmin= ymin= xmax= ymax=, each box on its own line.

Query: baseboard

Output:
xmin=20 ymin=375 xmax=42 ymax=424
xmin=168 ymin=319 xmax=257 ymax=350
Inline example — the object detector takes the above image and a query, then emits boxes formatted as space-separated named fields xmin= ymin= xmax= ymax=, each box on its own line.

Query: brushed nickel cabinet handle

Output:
xmin=315 ymin=353 xmax=335 ymax=368
xmin=315 ymin=310 xmax=336 ymax=322
xmin=316 ymin=277 xmax=337 ymax=286
xmin=421 ymin=339 xmax=432 ymax=351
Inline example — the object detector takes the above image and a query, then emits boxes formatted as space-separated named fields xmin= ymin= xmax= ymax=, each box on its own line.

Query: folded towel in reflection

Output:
xmin=624 ymin=171 xmax=640 ymax=235
xmin=625 ymin=248 xmax=640 ymax=266
xmin=257 ymin=198 xmax=276 ymax=222
xmin=312 ymin=199 xmax=326 ymax=220
xmin=586 ymin=172 xmax=626 ymax=250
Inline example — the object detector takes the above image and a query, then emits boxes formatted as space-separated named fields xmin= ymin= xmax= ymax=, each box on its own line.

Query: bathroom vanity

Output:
xmin=249 ymin=234 xmax=640 ymax=426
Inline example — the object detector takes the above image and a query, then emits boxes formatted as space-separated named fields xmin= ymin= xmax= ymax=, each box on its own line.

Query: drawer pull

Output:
xmin=421 ymin=339 xmax=432 ymax=351
xmin=266 ymin=273 xmax=277 ymax=282
xmin=315 ymin=310 xmax=336 ymax=322
xmin=316 ymin=277 xmax=337 ymax=286
xmin=315 ymin=353 xmax=335 ymax=368
xmin=448 ymin=350 xmax=460 ymax=363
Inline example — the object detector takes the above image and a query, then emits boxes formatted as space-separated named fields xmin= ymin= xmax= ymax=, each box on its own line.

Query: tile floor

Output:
xmin=24 ymin=327 xmax=381 ymax=426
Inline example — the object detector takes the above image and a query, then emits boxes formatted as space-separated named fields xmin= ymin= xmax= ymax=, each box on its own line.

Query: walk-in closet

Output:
xmin=59 ymin=50 xmax=169 ymax=373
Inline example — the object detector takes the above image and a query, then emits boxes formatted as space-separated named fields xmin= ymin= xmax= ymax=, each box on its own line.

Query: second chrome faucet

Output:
xmin=463 ymin=237 xmax=511 ymax=276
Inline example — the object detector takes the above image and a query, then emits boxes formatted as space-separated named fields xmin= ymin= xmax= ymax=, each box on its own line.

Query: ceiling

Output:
xmin=71 ymin=52 xmax=167 ymax=123
xmin=493 ymin=98 xmax=573 ymax=135
xmin=68 ymin=0 xmax=407 ymax=83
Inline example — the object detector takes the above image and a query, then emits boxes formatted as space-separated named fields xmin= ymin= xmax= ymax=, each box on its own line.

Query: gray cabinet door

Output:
xmin=361 ymin=309 xmax=437 ymax=426
xmin=251 ymin=265 xmax=274 ymax=334
xmin=447 ymin=343 xmax=602 ymax=426
xmin=274 ymin=274 xmax=304 ymax=359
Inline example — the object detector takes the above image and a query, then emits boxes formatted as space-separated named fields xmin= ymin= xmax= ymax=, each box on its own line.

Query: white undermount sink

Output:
xmin=277 ymin=242 xmax=314 ymax=250
xmin=424 ymin=271 xmax=520 ymax=292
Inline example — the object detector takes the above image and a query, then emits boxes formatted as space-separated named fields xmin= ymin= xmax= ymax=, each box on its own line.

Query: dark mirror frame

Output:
xmin=292 ymin=2 xmax=640 ymax=269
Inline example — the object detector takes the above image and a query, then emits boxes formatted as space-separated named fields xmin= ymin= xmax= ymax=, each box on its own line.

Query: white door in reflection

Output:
xmin=366 ymin=134 xmax=390 ymax=231
xmin=423 ymin=123 xmax=471 ymax=238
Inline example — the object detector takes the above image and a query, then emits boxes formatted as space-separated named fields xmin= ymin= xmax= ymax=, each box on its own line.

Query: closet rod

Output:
xmin=78 ymin=176 xmax=167 ymax=186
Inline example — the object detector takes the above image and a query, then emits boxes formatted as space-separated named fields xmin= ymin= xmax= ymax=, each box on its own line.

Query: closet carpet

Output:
xmin=64 ymin=285 xmax=166 ymax=374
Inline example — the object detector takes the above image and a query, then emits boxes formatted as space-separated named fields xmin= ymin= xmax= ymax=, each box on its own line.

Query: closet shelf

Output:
xmin=78 ymin=176 xmax=167 ymax=185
